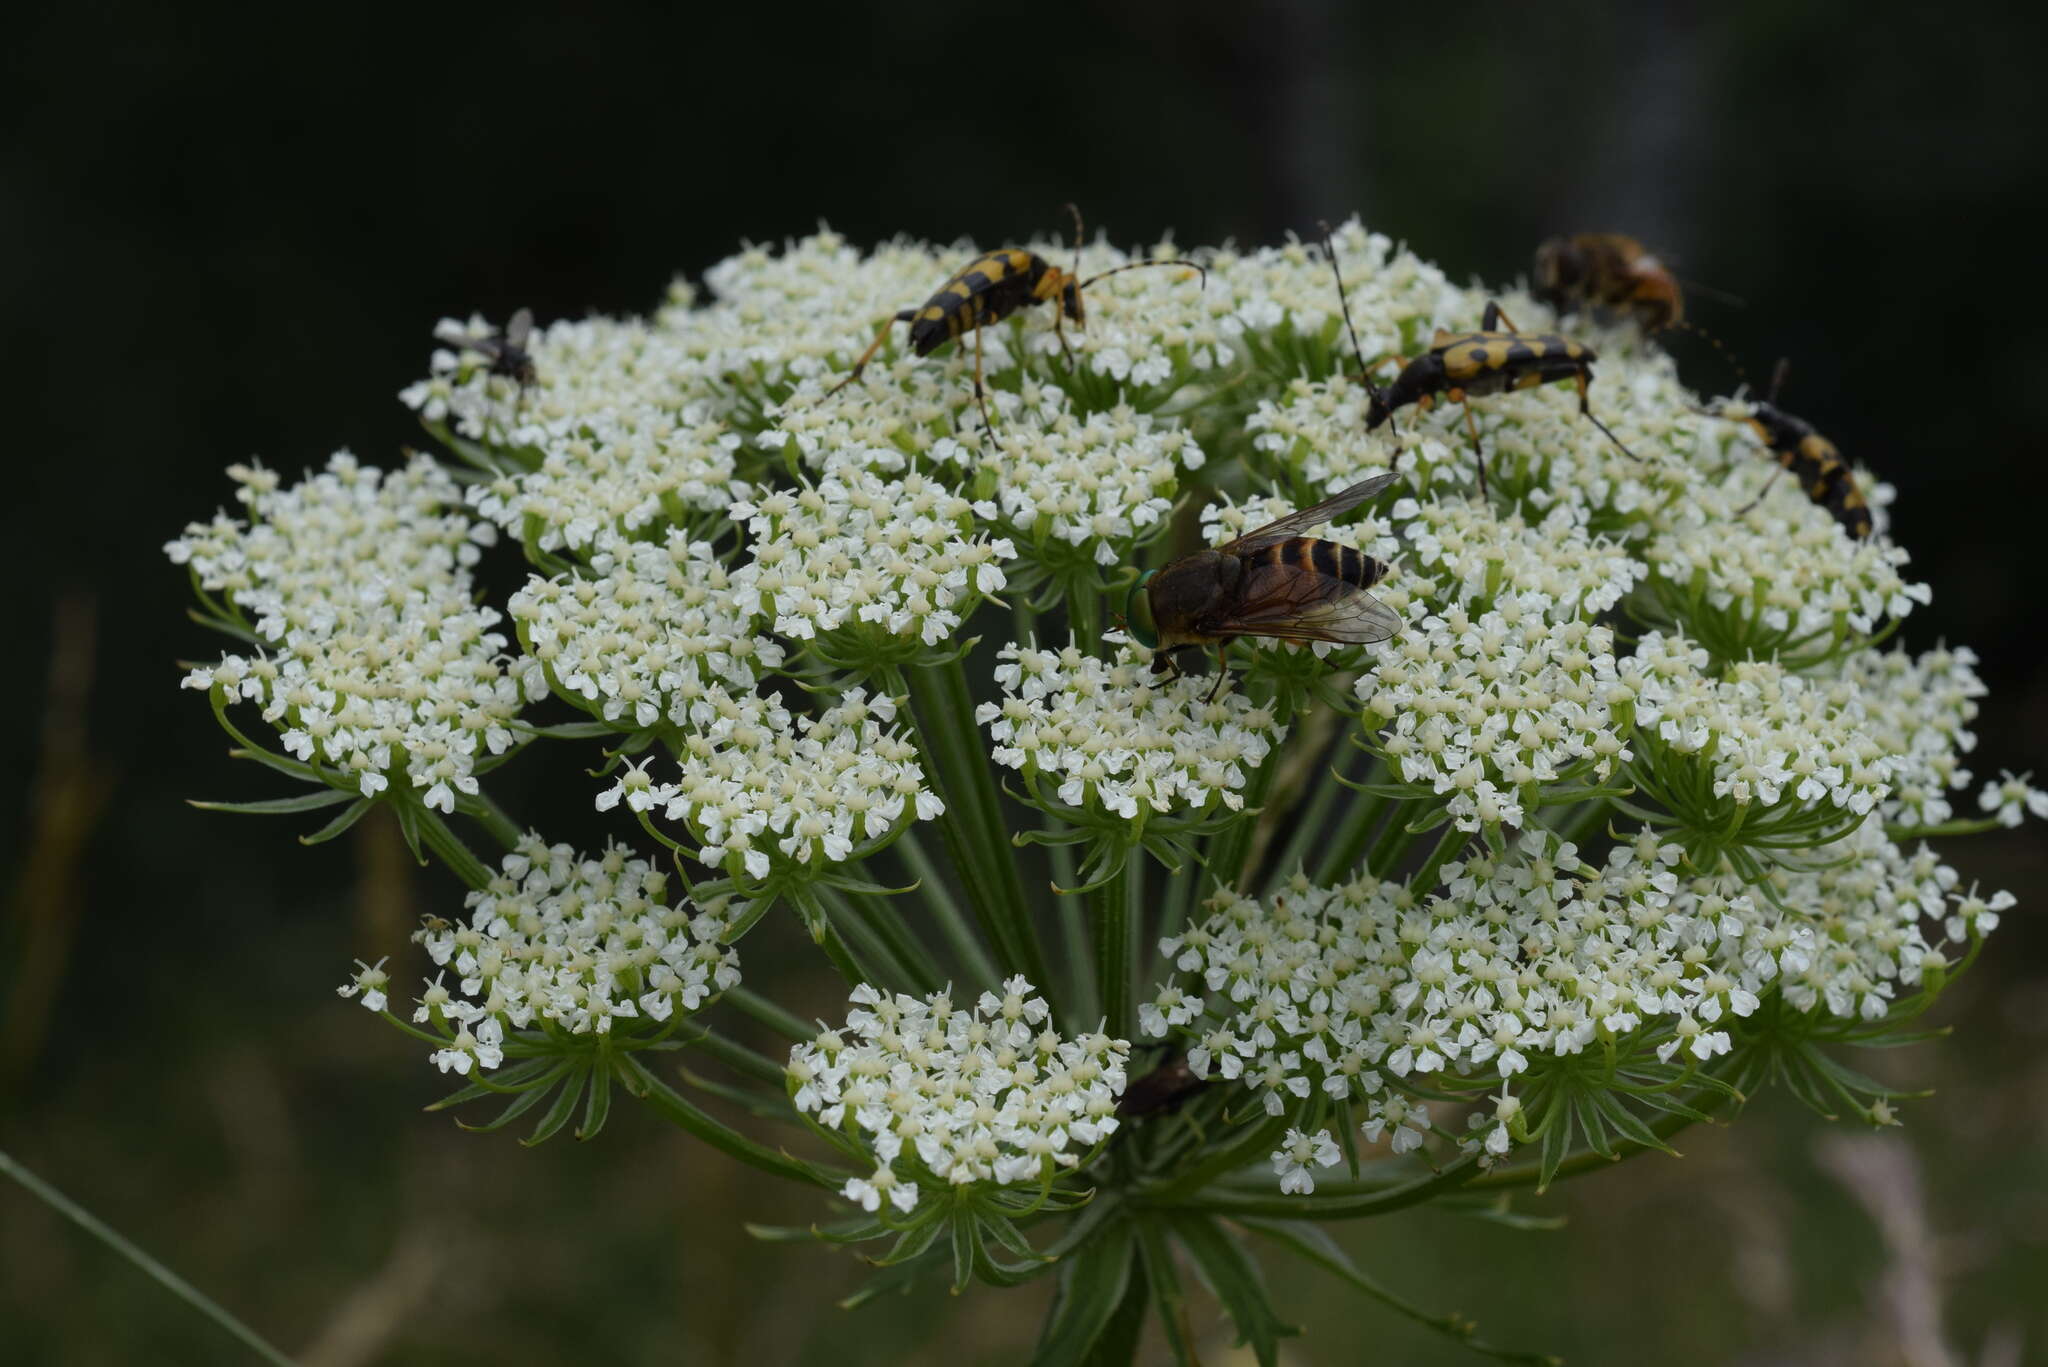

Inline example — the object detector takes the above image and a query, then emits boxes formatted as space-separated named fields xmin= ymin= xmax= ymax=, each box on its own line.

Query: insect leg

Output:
xmin=1735 ymin=461 xmax=1789 ymax=516
xmin=826 ymin=310 xmax=915 ymax=398
xmin=971 ymin=322 xmax=996 ymax=436
xmin=1205 ymin=644 xmax=1230 ymax=703
xmin=1574 ymin=371 xmax=1646 ymax=464
xmin=1462 ymin=402 xmax=1490 ymax=500
xmin=1479 ymin=301 xmax=1521 ymax=334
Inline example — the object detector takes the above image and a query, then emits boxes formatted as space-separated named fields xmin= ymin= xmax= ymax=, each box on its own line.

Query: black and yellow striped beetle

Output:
xmin=1317 ymin=226 xmax=1637 ymax=498
xmin=826 ymin=205 xmax=1206 ymax=432
xmin=1721 ymin=359 xmax=1872 ymax=539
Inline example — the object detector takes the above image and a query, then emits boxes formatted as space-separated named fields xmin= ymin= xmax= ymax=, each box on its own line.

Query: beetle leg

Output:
xmin=1463 ymin=403 xmax=1489 ymax=500
xmin=1736 ymin=461 xmax=1789 ymax=516
xmin=1479 ymin=301 xmax=1520 ymax=334
xmin=1575 ymin=372 xmax=1647 ymax=464
xmin=826 ymin=310 xmax=916 ymax=398
xmin=971 ymin=322 xmax=996 ymax=438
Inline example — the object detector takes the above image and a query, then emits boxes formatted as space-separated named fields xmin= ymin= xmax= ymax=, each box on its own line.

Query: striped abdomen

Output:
xmin=906 ymin=249 xmax=1049 ymax=355
xmin=1245 ymin=537 xmax=1389 ymax=587
xmin=1747 ymin=407 xmax=1872 ymax=539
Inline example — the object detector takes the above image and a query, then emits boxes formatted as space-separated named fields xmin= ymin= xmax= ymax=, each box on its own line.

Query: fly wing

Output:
xmin=1218 ymin=472 xmax=1399 ymax=555
xmin=504 ymin=307 xmax=535 ymax=350
xmin=1206 ymin=561 xmax=1401 ymax=646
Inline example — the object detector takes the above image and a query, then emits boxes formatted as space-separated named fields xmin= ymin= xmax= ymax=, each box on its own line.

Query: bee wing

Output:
xmin=505 ymin=308 xmax=534 ymax=349
xmin=1208 ymin=561 xmax=1401 ymax=646
xmin=1218 ymin=472 xmax=1399 ymax=555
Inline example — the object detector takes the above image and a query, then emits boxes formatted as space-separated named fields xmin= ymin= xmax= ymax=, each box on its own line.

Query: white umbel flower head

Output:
xmin=168 ymin=453 xmax=534 ymax=811
xmin=789 ymin=978 xmax=1130 ymax=1210
xmin=610 ymin=690 xmax=942 ymax=886
xmin=358 ymin=834 xmax=741 ymax=1072
xmin=509 ymin=530 xmax=782 ymax=730
xmin=977 ymin=641 xmax=1285 ymax=819
xmin=729 ymin=458 xmax=1014 ymax=656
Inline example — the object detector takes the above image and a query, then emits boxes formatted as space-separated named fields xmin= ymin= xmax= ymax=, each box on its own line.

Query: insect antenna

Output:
xmin=1064 ymin=202 xmax=1084 ymax=284
xmin=1585 ymin=410 xmax=1645 ymax=464
xmin=1318 ymin=220 xmax=1401 ymax=446
xmin=1766 ymin=356 xmax=1790 ymax=405
xmin=1664 ymin=317 xmax=1749 ymax=394
xmin=1076 ymin=258 xmax=1209 ymax=292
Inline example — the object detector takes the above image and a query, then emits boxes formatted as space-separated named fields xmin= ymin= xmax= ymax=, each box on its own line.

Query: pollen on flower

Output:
xmin=631 ymin=689 xmax=941 ymax=886
xmin=977 ymin=641 xmax=1286 ymax=818
xmin=788 ymin=978 xmax=1130 ymax=1210
xmin=728 ymin=457 xmax=1015 ymax=655
xmin=509 ymin=530 xmax=781 ymax=730
xmin=394 ymin=833 xmax=740 ymax=1068
xmin=166 ymin=453 xmax=535 ymax=811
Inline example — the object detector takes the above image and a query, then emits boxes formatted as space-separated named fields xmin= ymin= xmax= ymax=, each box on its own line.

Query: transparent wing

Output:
xmin=1219 ymin=472 xmax=1399 ymax=555
xmin=1206 ymin=561 xmax=1401 ymax=646
xmin=504 ymin=308 xmax=534 ymax=349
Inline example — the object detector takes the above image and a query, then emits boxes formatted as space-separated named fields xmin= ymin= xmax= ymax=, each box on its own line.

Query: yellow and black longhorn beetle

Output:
xmin=826 ymin=205 xmax=1206 ymax=431
xmin=1719 ymin=359 xmax=1873 ymax=539
xmin=1320 ymin=225 xmax=1638 ymax=499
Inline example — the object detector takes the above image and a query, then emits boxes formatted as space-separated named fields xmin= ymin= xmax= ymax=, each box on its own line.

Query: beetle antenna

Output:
xmin=1077 ymin=258 xmax=1209 ymax=292
xmin=1768 ymin=356 xmax=1790 ymax=406
xmin=1063 ymin=202 xmax=1084 ymax=284
xmin=1664 ymin=317 xmax=1749 ymax=393
xmin=1319 ymin=220 xmax=1401 ymax=448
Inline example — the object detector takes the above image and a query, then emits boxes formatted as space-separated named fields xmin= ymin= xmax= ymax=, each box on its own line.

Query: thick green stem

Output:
xmin=460 ymin=789 xmax=526 ymax=851
xmin=894 ymin=827 xmax=1001 ymax=991
xmin=0 ymin=1149 xmax=295 ymax=1367
xmin=1407 ymin=824 xmax=1475 ymax=898
xmin=618 ymin=1056 xmax=839 ymax=1188
xmin=817 ymin=885 xmax=942 ymax=994
xmin=901 ymin=654 xmax=1050 ymax=991
xmin=724 ymin=987 xmax=815 ymax=1042
xmin=1201 ymin=758 xmax=1282 ymax=897
xmin=417 ymin=808 xmax=495 ymax=891
xmin=1089 ymin=852 xmax=1141 ymax=1037
xmin=1174 ymin=1153 xmax=1481 ymax=1220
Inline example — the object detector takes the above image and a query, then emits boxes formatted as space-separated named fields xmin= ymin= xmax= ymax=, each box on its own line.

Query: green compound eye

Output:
xmin=1123 ymin=569 xmax=1160 ymax=649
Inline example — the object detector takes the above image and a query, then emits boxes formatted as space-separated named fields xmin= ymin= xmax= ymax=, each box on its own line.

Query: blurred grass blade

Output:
xmin=0 ymin=1148 xmax=295 ymax=1367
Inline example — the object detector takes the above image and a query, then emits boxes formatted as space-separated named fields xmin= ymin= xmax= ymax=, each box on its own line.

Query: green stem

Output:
xmin=724 ymin=987 xmax=816 ymax=1042
xmin=617 ymin=1056 xmax=840 ymax=1189
xmin=417 ymin=808 xmax=495 ymax=890
xmin=1089 ymin=851 xmax=1141 ymax=1037
xmin=815 ymin=886 xmax=934 ymax=994
xmin=1261 ymin=748 xmax=1351 ymax=893
xmin=895 ymin=827 xmax=1001 ymax=991
xmin=1176 ymin=1153 xmax=1481 ymax=1220
xmin=1407 ymin=824 xmax=1474 ymax=898
xmin=1056 ymin=851 xmax=1100 ymax=1029
xmin=460 ymin=789 xmax=526 ymax=851
xmin=1201 ymin=758 xmax=1281 ymax=896
xmin=0 ymin=1148 xmax=295 ymax=1367
xmin=901 ymin=654 xmax=1050 ymax=991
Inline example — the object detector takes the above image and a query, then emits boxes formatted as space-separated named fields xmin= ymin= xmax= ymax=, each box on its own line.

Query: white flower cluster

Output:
xmin=338 ymin=834 xmax=740 ymax=1074
xmin=1145 ymin=820 xmax=2004 ymax=1182
xmin=403 ymin=316 xmax=747 ymax=553
xmin=1832 ymin=644 xmax=1988 ymax=829
xmin=1358 ymin=606 xmax=1629 ymax=830
xmin=1388 ymin=496 xmax=1646 ymax=620
xmin=1623 ymin=633 xmax=1892 ymax=815
xmin=1640 ymin=486 xmax=1928 ymax=659
xmin=729 ymin=461 xmax=1014 ymax=651
xmin=977 ymin=643 xmax=1285 ymax=818
xmin=167 ymin=454 xmax=532 ymax=812
xmin=509 ymin=531 xmax=782 ymax=730
xmin=601 ymin=691 xmax=942 ymax=884
xmin=787 ymin=978 xmax=1130 ymax=1213
xmin=1246 ymin=374 xmax=1402 ymax=495
xmin=937 ymin=388 xmax=1204 ymax=569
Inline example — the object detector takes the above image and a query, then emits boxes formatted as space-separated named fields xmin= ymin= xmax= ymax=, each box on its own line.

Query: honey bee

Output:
xmin=1132 ymin=472 xmax=1401 ymax=700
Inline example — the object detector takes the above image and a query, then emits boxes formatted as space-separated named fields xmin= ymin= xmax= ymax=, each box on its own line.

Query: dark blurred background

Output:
xmin=5 ymin=3 xmax=2046 ymax=1363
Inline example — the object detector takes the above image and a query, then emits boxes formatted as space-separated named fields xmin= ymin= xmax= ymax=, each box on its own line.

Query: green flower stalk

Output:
xmin=167 ymin=217 xmax=2039 ymax=1364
